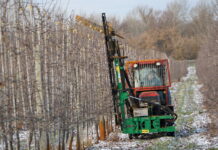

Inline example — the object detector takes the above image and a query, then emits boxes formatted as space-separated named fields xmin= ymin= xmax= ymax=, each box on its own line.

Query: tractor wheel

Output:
xmin=134 ymin=134 xmax=139 ymax=139
xmin=129 ymin=134 xmax=133 ymax=139
xmin=167 ymin=131 xmax=175 ymax=137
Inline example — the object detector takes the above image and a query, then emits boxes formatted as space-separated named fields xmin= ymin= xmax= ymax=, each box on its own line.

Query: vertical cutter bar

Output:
xmin=102 ymin=13 xmax=119 ymax=124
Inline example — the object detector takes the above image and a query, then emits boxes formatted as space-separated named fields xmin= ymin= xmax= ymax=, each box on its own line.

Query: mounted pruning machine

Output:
xmin=76 ymin=13 xmax=177 ymax=139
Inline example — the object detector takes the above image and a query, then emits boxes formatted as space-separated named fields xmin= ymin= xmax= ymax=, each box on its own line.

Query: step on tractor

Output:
xmin=76 ymin=13 xmax=177 ymax=139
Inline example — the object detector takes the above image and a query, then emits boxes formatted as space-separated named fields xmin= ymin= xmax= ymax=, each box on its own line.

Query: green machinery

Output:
xmin=76 ymin=13 xmax=177 ymax=139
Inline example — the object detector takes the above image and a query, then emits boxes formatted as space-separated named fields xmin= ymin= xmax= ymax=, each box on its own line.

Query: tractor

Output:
xmin=120 ymin=59 xmax=176 ymax=139
xmin=76 ymin=13 xmax=177 ymax=139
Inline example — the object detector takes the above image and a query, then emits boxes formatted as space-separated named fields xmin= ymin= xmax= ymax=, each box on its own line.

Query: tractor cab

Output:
xmin=126 ymin=59 xmax=171 ymax=89
xmin=125 ymin=59 xmax=172 ymax=117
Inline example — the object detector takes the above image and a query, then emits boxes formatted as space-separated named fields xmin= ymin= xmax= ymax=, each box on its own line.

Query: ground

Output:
xmin=88 ymin=66 xmax=218 ymax=150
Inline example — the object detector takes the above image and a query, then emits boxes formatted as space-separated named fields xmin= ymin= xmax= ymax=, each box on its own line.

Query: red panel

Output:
xmin=139 ymin=91 xmax=159 ymax=97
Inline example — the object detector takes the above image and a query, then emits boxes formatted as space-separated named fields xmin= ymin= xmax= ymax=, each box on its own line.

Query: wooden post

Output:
xmin=99 ymin=116 xmax=106 ymax=140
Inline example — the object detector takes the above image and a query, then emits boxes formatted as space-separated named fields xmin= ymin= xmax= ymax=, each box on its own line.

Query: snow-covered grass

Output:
xmin=88 ymin=66 xmax=218 ymax=150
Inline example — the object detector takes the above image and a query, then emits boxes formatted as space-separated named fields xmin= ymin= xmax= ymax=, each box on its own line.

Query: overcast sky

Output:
xmin=36 ymin=0 xmax=200 ymax=18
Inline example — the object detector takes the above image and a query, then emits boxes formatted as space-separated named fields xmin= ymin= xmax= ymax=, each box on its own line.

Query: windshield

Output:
xmin=134 ymin=65 xmax=163 ymax=87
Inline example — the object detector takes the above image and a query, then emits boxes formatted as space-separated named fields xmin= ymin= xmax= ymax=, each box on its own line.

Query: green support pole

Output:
xmin=114 ymin=59 xmax=128 ymax=122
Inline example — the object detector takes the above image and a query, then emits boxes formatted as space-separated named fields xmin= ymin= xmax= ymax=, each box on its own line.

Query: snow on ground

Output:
xmin=88 ymin=66 xmax=218 ymax=150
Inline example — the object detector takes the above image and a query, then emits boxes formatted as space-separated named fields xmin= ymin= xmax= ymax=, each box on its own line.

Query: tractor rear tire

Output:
xmin=129 ymin=134 xmax=133 ymax=139
xmin=134 ymin=134 xmax=139 ymax=139
xmin=167 ymin=131 xmax=175 ymax=137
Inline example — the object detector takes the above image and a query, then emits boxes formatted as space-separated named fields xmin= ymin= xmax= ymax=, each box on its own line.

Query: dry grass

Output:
xmin=204 ymin=100 xmax=218 ymax=137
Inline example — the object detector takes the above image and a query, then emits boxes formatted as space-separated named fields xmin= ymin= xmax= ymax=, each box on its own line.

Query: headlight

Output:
xmin=156 ymin=62 xmax=161 ymax=66
xmin=133 ymin=64 xmax=138 ymax=68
